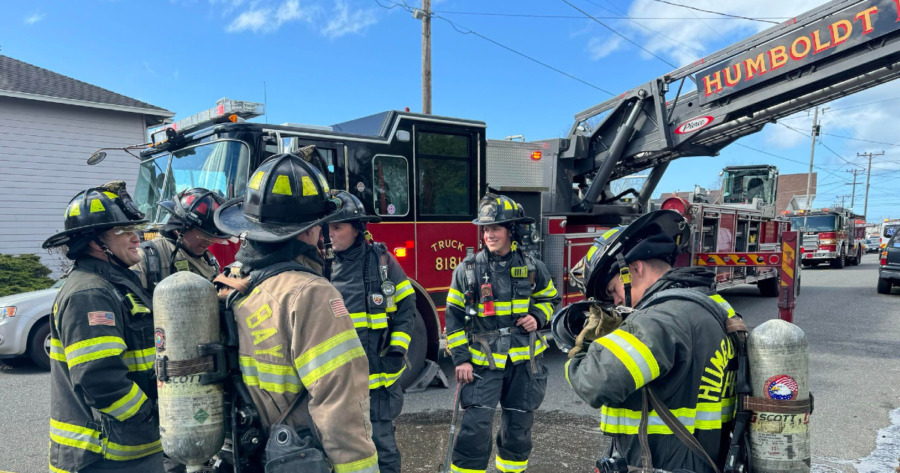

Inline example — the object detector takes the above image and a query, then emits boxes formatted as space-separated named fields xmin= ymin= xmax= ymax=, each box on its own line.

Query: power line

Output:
xmin=581 ymin=0 xmax=706 ymax=57
xmin=821 ymin=133 xmax=900 ymax=148
xmin=777 ymin=122 xmax=863 ymax=169
xmin=733 ymin=143 xmax=851 ymax=182
xmin=560 ymin=0 xmax=678 ymax=68
xmin=432 ymin=10 xmax=789 ymax=20
xmin=647 ymin=0 xmax=780 ymax=24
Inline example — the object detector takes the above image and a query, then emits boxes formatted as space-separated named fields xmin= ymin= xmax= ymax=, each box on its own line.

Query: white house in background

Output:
xmin=0 ymin=54 xmax=174 ymax=274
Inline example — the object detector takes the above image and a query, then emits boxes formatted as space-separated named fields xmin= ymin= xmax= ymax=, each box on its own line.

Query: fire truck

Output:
xmin=784 ymin=207 xmax=866 ymax=268
xmin=880 ymin=218 xmax=900 ymax=248
xmin=89 ymin=0 xmax=900 ymax=387
xmin=659 ymin=165 xmax=787 ymax=296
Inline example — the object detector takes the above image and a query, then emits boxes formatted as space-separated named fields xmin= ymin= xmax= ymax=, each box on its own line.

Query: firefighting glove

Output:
xmin=567 ymin=304 xmax=622 ymax=359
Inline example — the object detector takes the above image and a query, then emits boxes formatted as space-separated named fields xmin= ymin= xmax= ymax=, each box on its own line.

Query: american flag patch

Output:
xmin=329 ymin=299 xmax=349 ymax=318
xmin=87 ymin=311 xmax=116 ymax=326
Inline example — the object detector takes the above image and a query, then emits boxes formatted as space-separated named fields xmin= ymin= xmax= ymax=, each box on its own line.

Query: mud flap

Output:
xmin=403 ymin=359 xmax=450 ymax=394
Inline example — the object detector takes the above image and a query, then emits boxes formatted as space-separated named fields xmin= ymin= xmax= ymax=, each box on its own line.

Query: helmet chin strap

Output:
xmin=615 ymin=253 xmax=633 ymax=307
xmin=93 ymin=237 xmax=131 ymax=269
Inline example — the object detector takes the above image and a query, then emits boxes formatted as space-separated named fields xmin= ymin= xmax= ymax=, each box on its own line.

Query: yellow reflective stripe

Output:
xmin=469 ymin=347 xmax=507 ymax=369
xmin=64 ymin=336 xmax=127 ymax=368
xmin=451 ymin=464 xmax=486 ymax=473
xmin=600 ymin=405 xmax=698 ymax=435
xmin=446 ymin=288 xmax=466 ymax=308
xmin=369 ymin=364 xmax=406 ymax=389
xmin=447 ymin=330 xmax=468 ymax=349
xmin=596 ymin=330 xmax=660 ymax=390
xmin=533 ymin=302 xmax=553 ymax=322
xmin=239 ymin=356 xmax=303 ymax=393
xmin=349 ymin=312 xmax=368 ymax=329
xmin=532 ymin=280 xmax=557 ymax=298
xmin=508 ymin=336 xmax=548 ymax=362
xmin=103 ymin=438 xmax=163 ymax=461
xmin=49 ymin=463 xmax=71 ymax=473
xmin=709 ymin=294 xmax=736 ymax=318
xmin=122 ymin=347 xmax=156 ymax=372
xmin=495 ymin=455 xmax=528 ymax=472
xmin=294 ymin=329 xmax=365 ymax=387
xmin=390 ymin=331 xmax=411 ymax=350
xmin=564 ymin=358 xmax=573 ymax=387
xmin=477 ymin=301 xmax=513 ymax=316
xmin=393 ymin=280 xmax=414 ymax=302
xmin=49 ymin=418 xmax=103 ymax=454
xmin=333 ymin=453 xmax=379 ymax=473
xmin=50 ymin=337 xmax=66 ymax=362
xmin=99 ymin=382 xmax=147 ymax=421
xmin=511 ymin=299 xmax=529 ymax=314
xmin=586 ymin=245 xmax=598 ymax=262
xmin=367 ymin=312 xmax=388 ymax=329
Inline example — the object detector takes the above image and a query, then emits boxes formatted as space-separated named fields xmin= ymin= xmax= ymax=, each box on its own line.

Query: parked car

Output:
xmin=865 ymin=237 xmax=882 ymax=254
xmin=877 ymin=234 xmax=900 ymax=294
xmin=0 ymin=279 xmax=64 ymax=369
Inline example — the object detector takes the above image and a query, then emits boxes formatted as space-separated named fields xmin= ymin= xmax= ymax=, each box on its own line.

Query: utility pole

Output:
xmin=845 ymin=168 xmax=860 ymax=208
xmin=805 ymin=106 xmax=821 ymax=213
xmin=858 ymin=150 xmax=884 ymax=218
xmin=414 ymin=0 xmax=432 ymax=115
xmin=838 ymin=194 xmax=849 ymax=208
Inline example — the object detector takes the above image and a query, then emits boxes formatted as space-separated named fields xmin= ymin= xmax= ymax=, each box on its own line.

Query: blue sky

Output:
xmin=2 ymin=0 xmax=898 ymax=221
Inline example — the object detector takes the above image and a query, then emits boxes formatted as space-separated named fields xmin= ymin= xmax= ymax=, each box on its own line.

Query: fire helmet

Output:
xmin=43 ymin=182 xmax=148 ymax=250
xmin=473 ymin=193 xmax=535 ymax=226
xmin=329 ymin=191 xmax=381 ymax=230
xmin=214 ymin=153 xmax=342 ymax=243
xmin=158 ymin=188 xmax=229 ymax=239
xmin=579 ymin=209 xmax=690 ymax=302
xmin=549 ymin=300 xmax=597 ymax=352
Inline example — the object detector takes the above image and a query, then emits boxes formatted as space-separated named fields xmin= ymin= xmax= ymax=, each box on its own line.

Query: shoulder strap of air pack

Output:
xmin=140 ymin=240 xmax=162 ymax=289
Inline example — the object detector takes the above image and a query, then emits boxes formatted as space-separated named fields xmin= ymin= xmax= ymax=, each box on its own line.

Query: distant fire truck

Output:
xmin=784 ymin=207 xmax=866 ymax=268
xmin=660 ymin=165 xmax=786 ymax=296
xmin=90 ymin=0 xmax=900 ymax=385
xmin=880 ymin=218 xmax=900 ymax=249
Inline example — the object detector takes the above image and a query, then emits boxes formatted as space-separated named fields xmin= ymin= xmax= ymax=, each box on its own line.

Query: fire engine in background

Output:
xmin=784 ymin=207 xmax=866 ymax=268
xmin=660 ymin=165 xmax=787 ymax=296
xmin=89 ymin=0 xmax=900 ymax=386
xmin=880 ymin=218 xmax=900 ymax=249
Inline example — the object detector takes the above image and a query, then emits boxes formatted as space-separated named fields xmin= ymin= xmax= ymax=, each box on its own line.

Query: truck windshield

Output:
xmin=790 ymin=215 xmax=837 ymax=232
xmin=722 ymin=168 xmax=775 ymax=204
xmin=134 ymin=140 xmax=250 ymax=223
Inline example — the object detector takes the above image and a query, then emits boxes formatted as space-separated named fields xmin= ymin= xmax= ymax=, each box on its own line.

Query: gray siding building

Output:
xmin=0 ymin=55 xmax=173 ymax=273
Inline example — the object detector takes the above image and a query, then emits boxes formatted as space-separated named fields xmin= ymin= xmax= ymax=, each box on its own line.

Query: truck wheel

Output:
xmin=831 ymin=248 xmax=846 ymax=269
xmin=851 ymin=246 xmax=862 ymax=266
xmin=398 ymin=309 xmax=428 ymax=390
xmin=758 ymin=276 xmax=780 ymax=297
xmin=27 ymin=320 xmax=52 ymax=371
xmin=877 ymin=277 xmax=891 ymax=294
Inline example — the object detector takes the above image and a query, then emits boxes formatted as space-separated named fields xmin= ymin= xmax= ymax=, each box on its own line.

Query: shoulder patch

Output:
xmin=88 ymin=311 xmax=116 ymax=326
xmin=329 ymin=298 xmax=349 ymax=318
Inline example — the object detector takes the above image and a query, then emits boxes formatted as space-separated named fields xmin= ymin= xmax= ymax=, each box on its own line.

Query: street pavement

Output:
xmin=1 ymin=254 xmax=898 ymax=472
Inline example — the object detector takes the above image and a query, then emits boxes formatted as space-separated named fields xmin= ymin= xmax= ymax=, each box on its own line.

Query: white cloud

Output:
xmin=24 ymin=12 xmax=45 ymax=25
xmin=225 ymin=0 xmax=314 ymax=34
xmin=587 ymin=36 xmax=624 ymax=61
xmin=321 ymin=0 xmax=377 ymax=39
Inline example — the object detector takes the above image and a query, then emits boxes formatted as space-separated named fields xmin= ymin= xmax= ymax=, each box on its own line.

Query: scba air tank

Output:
xmin=154 ymin=271 xmax=225 ymax=472
xmin=748 ymin=319 xmax=811 ymax=473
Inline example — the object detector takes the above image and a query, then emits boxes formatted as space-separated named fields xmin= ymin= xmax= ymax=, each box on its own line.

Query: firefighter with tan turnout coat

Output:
xmin=212 ymin=153 xmax=378 ymax=473
xmin=328 ymin=191 xmax=416 ymax=473
xmin=43 ymin=182 xmax=163 ymax=473
xmin=444 ymin=193 xmax=561 ymax=473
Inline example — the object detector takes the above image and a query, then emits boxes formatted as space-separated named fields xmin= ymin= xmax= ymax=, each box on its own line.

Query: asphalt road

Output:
xmin=2 ymin=254 xmax=898 ymax=473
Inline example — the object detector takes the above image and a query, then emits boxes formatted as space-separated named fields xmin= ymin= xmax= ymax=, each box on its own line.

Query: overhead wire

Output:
xmin=647 ymin=0 xmax=781 ymax=24
xmin=583 ymin=0 xmax=706 ymax=59
xmin=431 ymin=11 xmax=789 ymax=21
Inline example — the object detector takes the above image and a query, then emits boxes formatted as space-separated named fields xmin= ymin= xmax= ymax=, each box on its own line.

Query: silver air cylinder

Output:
xmin=748 ymin=319 xmax=811 ymax=473
xmin=154 ymin=271 xmax=225 ymax=472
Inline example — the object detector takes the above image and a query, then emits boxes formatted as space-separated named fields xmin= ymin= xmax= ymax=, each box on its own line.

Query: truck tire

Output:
xmin=877 ymin=277 xmax=891 ymax=294
xmin=758 ymin=276 xmax=780 ymax=297
xmin=27 ymin=319 xmax=51 ymax=371
xmin=831 ymin=248 xmax=846 ymax=269
xmin=398 ymin=309 xmax=428 ymax=390
xmin=851 ymin=246 xmax=862 ymax=266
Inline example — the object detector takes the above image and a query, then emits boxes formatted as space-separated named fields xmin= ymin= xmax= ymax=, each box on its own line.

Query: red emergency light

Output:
xmin=394 ymin=247 xmax=407 ymax=258
xmin=531 ymin=151 xmax=542 ymax=161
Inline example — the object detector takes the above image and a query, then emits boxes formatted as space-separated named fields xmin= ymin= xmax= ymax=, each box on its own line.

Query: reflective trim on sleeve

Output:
xmin=293 ymin=329 xmax=366 ymax=387
xmin=367 ymin=312 xmax=389 ymax=330
xmin=393 ymin=280 xmax=414 ymax=302
xmin=349 ymin=312 xmax=368 ymax=329
xmin=49 ymin=418 xmax=103 ymax=454
xmin=390 ymin=331 xmax=411 ymax=350
xmin=50 ymin=337 xmax=66 ymax=363
xmin=596 ymin=329 xmax=660 ymax=390
xmin=446 ymin=288 xmax=466 ymax=308
xmin=239 ymin=356 xmax=303 ymax=393
xmin=447 ymin=330 xmax=468 ymax=349
xmin=495 ymin=455 xmax=528 ymax=472
xmin=564 ymin=358 xmax=573 ymax=387
xmin=64 ymin=336 xmax=127 ymax=368
xmin=532 ymin=280 xmax=558 ymax=298
xmin=122 ymin=347 xmax=156 ymax=372
xmin=709 ymin=294 xmax=736 ymax=318
xmin=333 ymin=452 xmax=380 ymax=473
xmin=451 ymin=464 xmax=486 ymax=473
xmin=99 ymin=382 xmax=147 ymax=421
xmin=532 ymin=302 xmax=553 ymax=323
xmin=103 ymin=438 xmax=163 ymax=461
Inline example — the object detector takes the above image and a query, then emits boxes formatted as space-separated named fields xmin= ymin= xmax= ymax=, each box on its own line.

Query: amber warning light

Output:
xmin=530 ymin=151 xmax=542 ymax=161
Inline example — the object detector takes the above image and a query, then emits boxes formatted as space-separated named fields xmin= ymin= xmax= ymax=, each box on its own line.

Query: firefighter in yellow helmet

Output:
xmin=42 ymin=182 xmax=163 ymax=473
xmin=444 ymin=192 xmax=561 ymax=473
xmin=213 ymin=153 xmax=378 ymax=472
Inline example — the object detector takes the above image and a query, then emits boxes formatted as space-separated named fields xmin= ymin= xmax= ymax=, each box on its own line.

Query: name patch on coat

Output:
xmin=330 ymin=299 xmax=349 ymax=318
xmin=88 ymin=311 xmax=116 ymax=326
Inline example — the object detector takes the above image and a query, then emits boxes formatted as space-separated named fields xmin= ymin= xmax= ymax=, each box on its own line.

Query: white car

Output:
xmin=0 ymin=279 xmax=64 ymax=370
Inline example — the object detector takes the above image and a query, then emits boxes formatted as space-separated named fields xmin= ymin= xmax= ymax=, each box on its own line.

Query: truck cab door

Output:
xmin=281 ymin=136 xmax=346 ymax=190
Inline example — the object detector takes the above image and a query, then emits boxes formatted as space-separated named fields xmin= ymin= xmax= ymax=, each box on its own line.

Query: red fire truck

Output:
xmin=784 ymin=207 xmax=866 ymax=268
xmin=90 ymin=0 xmax=900 ymax=386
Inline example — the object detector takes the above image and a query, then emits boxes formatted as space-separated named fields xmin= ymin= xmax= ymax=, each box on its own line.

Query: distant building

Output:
xmin=0 ymin=55 xmax=173 ymax=273
xmin=776 ymin=173 xmax=817 ymax=213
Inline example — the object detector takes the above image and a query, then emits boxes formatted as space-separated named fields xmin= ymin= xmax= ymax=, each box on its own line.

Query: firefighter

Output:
xmin=213 ymin=153 xmax=379 ymax=472
xmin=564 ymin=210 xmax=738 ymax=473
xmin=444 ymin=192 xmax=561 ymax=473
xmin=132 ymin=187 xmax=228 ymax=291
xmin=42 ymin=182 xmax=163 ymax=473
xmin=327 ymin=191 xmax=415 ymax=473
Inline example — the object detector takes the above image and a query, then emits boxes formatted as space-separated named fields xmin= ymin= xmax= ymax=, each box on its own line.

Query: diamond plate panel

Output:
xmin=486 ymin=140 xmax=546 ymax=189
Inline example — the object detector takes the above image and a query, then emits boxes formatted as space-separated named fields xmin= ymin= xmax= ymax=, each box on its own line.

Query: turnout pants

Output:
xmin=371 ymin=382 xmax=405 ymax=473
xmin=451 ymin=359 xmax=548 ymax=473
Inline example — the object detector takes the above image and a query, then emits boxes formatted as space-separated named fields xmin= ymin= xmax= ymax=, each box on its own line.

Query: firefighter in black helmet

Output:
xmin=561 ymin=210 xmax=739 ymax=473
xmin=213 ymin=153 xmax=379 ymax=472
xmin=42 ymin=182 xmax=164 ymax=473
xmin=327 ymin=190 xmax=416 ymax=473
xmin=132 ymin=188 xmax=229 ymax=292
xmin=444 ymin=192 xmax=561 ymax=473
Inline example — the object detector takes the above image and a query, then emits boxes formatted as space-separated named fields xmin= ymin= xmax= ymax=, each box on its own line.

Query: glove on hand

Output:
xmin=567 ymin=304 xmax=622 ymax=358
